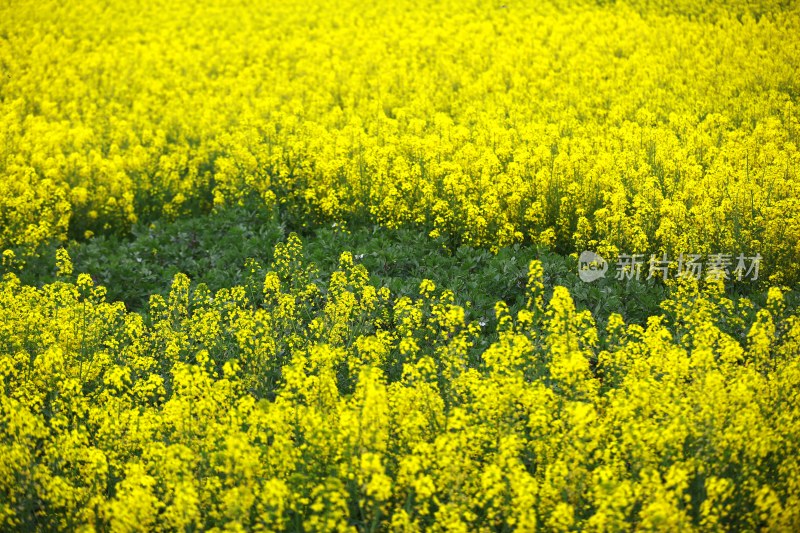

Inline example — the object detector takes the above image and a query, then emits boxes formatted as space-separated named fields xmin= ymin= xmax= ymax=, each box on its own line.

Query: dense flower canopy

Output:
xmin=2 ymin=243 xmax=800 ymax=530
xmin=2 ymin=0 xmax=799 ymax=280
xmin=1 ymin=0 xmax=799 ymax=530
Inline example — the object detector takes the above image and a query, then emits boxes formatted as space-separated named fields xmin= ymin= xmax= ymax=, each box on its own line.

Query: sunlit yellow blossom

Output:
xmin=1 ymin=0 xmax=800 ymax=530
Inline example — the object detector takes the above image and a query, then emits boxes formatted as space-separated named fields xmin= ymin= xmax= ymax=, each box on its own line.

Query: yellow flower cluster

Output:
xmin=2 ymin=0 xmax=799 ymax=280
xmin=1 ymin=240 xmax=798 ymax=530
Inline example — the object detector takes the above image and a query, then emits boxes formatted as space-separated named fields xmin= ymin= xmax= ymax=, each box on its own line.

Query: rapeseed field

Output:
xmin=1 ymin=0 xmax=799 ymax=530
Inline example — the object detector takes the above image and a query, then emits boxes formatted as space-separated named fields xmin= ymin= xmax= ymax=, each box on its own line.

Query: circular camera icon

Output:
xmin=578 ymin=251 xmax=608 ymax=282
